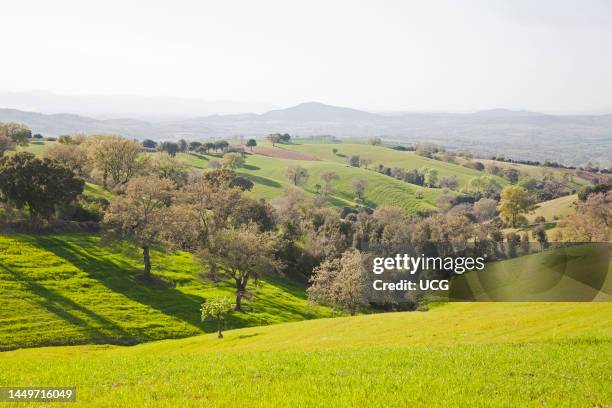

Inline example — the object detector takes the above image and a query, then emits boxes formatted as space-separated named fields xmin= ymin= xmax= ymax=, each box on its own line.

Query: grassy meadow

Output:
xmin=178 ymin=151 xmax=441 ymax=212
xmin=1 ymin=303 xmax=610 ymax=407
xmin=527 ymin=194 xmax=578 ymax=223
xmin=0 ymin=233 xmax=332 ymax=351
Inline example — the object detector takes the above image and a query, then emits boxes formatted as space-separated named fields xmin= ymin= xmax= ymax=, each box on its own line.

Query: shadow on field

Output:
xmin=0 ymin=264 xmax=135 ymax=345
xmin=239 ymin=173 xmax=282 ymax=188
xmin=27 ymin=236 xmax=205 ymax=330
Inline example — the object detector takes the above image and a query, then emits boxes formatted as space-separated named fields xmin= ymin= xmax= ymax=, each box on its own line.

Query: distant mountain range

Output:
xmin=1 ymin=102 xmax=611 ymax=166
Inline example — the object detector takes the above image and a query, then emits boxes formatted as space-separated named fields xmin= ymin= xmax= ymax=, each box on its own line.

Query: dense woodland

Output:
xmin=0 ymin=122 xmax=610 ymax=317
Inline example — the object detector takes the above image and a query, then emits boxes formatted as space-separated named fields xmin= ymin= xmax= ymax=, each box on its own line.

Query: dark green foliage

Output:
xmin=578 ymin=182 xmax=612 ymax=201
xmin=0 ymin=152 xmax=84 ymax=222
xmin=142 ymin=139 xmax=157 ymax=149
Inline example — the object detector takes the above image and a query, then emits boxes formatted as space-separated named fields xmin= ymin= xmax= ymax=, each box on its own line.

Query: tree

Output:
xmin=189 ymin=141 xmax=202 ymax=151
xmin=348 ymin=155 xmax=360 ymax=167
xmin=533 ymin=225 xmax=548 ymax=251
xmin=202 ymin=142 xmax=215 ymax=153
xmin=320 ymin=170 xmax=338 ymax=196
xmin=473 ymin=197 xmax=498 ymax=221
xmin=503 ymin=168 xmax=520 ymax=184
xmin=359 ymin=157 xmax=371 ymax=169
xmin=85 ymin=135 xmax=143 ymax=188
xmin=467 ymin=175 xmax=503 ymax=198
xmin=556 ymin=191 xmax=611 ymax=242
xmin=279 ymin=133 xmax=291 ymax=143
xmin=352 ymin=179 xmax=368 ymax=202
xmin=499 ymin=186 xmax=533 ymax=227
xmin=0 ymin=152 xmax=84 ymax=223
xmin=332 ymin=148 xmax=338 ymax=155
xmin=159 ymin=141 xmax=180 ymax=157
xmin=0 ymin=122 xmax=31 ymax=146
xmin=286 ymin=165 xmax=308 ymax=186
xmin=246 ymin=139 xmax=257 ymax=151
xmin=0 ymin=134 xmax=15 ymax=157
xmin=267 ymin=133 xmax=281 ymax=146
xmin=178 ymin=139 xmax=188 ymax=152
xmin=201 ymin=297 xmax=233 ymax=338
xmin=142 ymin=139 xmax=157 ymax=149
xmin=57 ymin=135 xmax=74 ymax=144
xmin=368 ymin=137 xmax=382 ymax=146
xmin=45 ymin=143 xmax=88 ymax=176
xmin=215 ymin=140 xmax=229 ymax=152
xmin=103 ymin=176 xmax=175 ymax=280
xmin=202 ymin=224 xmax=280 ymax=311
xmin=440 ymin=175 xmax=458 ymax=190
xmin=222 ymin=152 xmax=245 ymax=170
xmin=147 ymin=152 xmax=190 ymax=187
xmin=308 ymin=249 xmax=368 ymax=315
xmin=422 ymin=168 xmax=439 ymax=188
xmin=506 ymin=232 xmax=519 ymax=257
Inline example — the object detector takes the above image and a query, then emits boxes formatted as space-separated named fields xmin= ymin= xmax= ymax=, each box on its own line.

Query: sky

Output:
xmin=1 ymin=0 xmax=611 ymax=113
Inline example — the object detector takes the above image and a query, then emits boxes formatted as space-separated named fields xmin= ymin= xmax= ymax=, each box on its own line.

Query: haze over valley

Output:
xmin=1 ymin=98 xmax=610 ymax=166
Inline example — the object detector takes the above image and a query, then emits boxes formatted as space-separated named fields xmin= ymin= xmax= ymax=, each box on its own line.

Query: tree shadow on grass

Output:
xmin=0 ymin=264 xmax=136 ymax=348
xmin=242 ymin=164 xmax=260 ymax=170
xmin=27 ymin=235 xmax=206 ymax=331
xmin=238 ymin=173 xmax=282 ymax=188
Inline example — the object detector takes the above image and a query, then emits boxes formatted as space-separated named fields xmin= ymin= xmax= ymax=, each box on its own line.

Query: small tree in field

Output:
xmin=201 ymin=297 xmax=234 ymax=338
xmin=286 ymin=165 xmax=308 ymax=186
xmin=103 ymin=176 xmax=175 ymax=280
xmin=352 ymin=179 xmax=368 ymax=202
xmin=267 ymin=133 xmax=281 ymax=146
xmin=320 ymin=170 xmax=338 ymax=196
xmin=222 ymin=152 xmax=245 ymax=170
xmin=202 ymin=224 xmax=281 ymax=311
xmin=246 ymin=139 xmax=257 ymax=151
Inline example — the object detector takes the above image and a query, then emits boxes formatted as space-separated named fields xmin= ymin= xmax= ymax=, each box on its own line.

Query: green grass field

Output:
xmin=0 ymin=233 xmax=332 ymax=351
xmin=527 ymin=194 xmax=578 ymax=223
xmin=16 ymin=140 xmax=56 ymax=156
xmin=1 ymin=302 xmax=610 ymax=407
xmin=178 ymin=152 xmax=442 ymax=213
xmin=279 ymin=143 xmax=490 ymax=187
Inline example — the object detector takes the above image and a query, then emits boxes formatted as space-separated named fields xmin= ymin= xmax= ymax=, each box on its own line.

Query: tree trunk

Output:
xmin=143 ymin=246 xmax=151 ymax=280
xmin=235 ymin=278 xmax=246 ymax=312
xmin=217 ymin=318 xmax=223 ymax=338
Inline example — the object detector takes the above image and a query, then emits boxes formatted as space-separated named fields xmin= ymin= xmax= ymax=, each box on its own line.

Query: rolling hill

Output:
xmin=1 ymin=302 xmax=610 ymax=406
xmin=0 ymin=233 xmax=333 ymax=351
xmin=178 ymin=151 xmax=442 ymax=212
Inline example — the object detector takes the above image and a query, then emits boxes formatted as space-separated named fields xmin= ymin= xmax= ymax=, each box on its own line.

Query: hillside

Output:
xmin=179 ymin=151 xmax=442 ymax=212
xmin=279 ymin=142 xmax=491 ymax=188
xmin=527 ymin=194 xmax=578 ymax=223
xmin=1 ymin=302 xmax=610 ymax=406
xmin=0 ymin=234 xmax=333 ymax=351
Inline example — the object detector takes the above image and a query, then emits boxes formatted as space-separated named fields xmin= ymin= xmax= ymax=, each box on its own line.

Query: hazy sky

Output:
xmin=2 ymin=0 xmax=612 ymax=113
